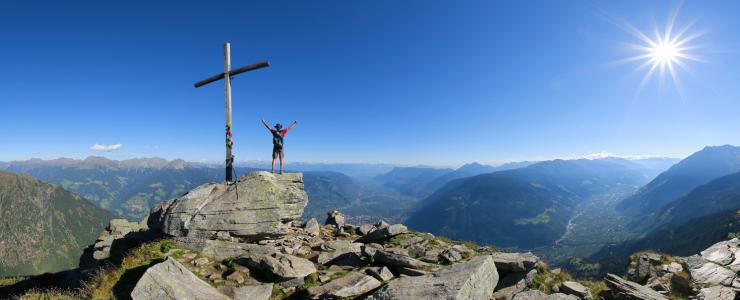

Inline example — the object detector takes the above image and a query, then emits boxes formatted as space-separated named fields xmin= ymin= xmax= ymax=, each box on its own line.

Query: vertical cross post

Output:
xmin=224 ymin=43 xmax=233 ymax=183
xmin=193 ymin=43 xmax=269 ymax=184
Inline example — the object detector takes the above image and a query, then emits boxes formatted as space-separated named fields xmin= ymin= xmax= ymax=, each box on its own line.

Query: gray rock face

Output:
xmin=148 ymin=172 xmax=307 ymax=241
xmin=240 ymin=252 xmax=317 ymax=280
xmin=131 ymin=257 xmax=230 ymax=300
xmin=373 ymin=249 xmax=434 ymax=269
xmin=109 ymin=218 xmax=147 ymax=236
xmin=308 ymin=271 xmax=382 ymax=299
xmin=177 ymin=238 xmax=276 ymax=261
xmin=700 ymin=238 xmax=738 ymax=266
xmin=317 ymin=240 xmax=363 ymax=265
xmin=560 ymin=281 xmax=592 ymax=300
xmin=220 ymin=284 xmax=273 ymax=300
xmin=691 ymin=262 xmax=736 ymax=286
xmin=367 ymin=266 xmax=394 ymax=282
xmin=358 ymin=224 xmax=408 ymax=243
xmin=512 ymin=291 xmax=578 ymax=300
xmin=698 ymin=285 xmax=736 ymax=300
xmin=370 ymin=255 xmax=499 ymax=300
xmin=492 ymin=272 xmax=528 ymax=300
xmin=304 ymin=218 xmax=321 ymax=236
xmin=604 ymin=273 xmax=668 ymax=300
xmin=325 ymin=210 xmax=346 ymax=227
xmin=490 ymin=252 xmax=539 ymax=272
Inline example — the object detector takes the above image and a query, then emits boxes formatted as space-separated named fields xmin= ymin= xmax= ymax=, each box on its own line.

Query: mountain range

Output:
xmin=405 ymin=157 xmax=673 ymax=249
xmin=617 ymin=145 xmax=740 ymax=219
xmin=0 ymin=172 xmax=113 ymax=277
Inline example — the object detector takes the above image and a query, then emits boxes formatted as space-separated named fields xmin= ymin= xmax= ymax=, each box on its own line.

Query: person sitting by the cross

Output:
xmin=262 ymin=119 xmax=297 ymax=175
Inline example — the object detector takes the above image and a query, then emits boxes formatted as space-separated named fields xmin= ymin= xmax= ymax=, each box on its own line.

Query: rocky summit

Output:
xmin=149 ymin=171 xmax=308 ymax=242
xmin=8 ymin=170 xmax=740 ymax=300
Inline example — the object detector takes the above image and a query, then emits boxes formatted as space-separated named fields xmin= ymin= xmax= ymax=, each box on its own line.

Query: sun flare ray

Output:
xmin=620 ymin=7 xmax=703 ymax=92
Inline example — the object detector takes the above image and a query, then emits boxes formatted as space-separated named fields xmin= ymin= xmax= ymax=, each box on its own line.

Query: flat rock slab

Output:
xmin=373 ymin=249 xmax=433 ymax=270
xmin=490 ymin=252 xmax=539 ymax=273
xmin=492 ymin=272 xmax=528 ymax=300
xmin=369 ymin=255 xmax=499 ymax=300
xmin=318 ymin=240 xmax=363 ymax=264
xmin=691 ymin=262 xmax=736 ymax=286
xmin=149 ymin=172 xmax=307 ymax=240
xmin=176 ymin=238 xmax=276 ymax=261
xmin=131 ymin=257 xmax=230 ymax=300
xmin=241 ymin=252 xmax=317 ymax=280
xmin=560 ymin=281 xmax=592 ymax=300
xmin=512 ymin=290 xmax=578 ymax=299
xmin=358 ymin=224 xmax=408 ymax=243
xmin=698 ymin=285 xmax=736 ymax=300
xmin=604 ymin=273 xmax=668 ymax=300
xmin=308 ymin=271 xmax=382 ymax=299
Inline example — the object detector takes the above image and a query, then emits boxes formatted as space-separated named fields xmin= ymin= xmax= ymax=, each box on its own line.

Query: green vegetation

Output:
xmin=83 ymin=240 xmax=183 ymax=299
xmin=296 ymin=272 xmax=319 ymax=292
xmin=13 ymin=288 xmax=80 ymax=300
xmin=530 ymin=265 xmax=573 ymax=294
xmin=515 ymin=208 xmax=554 ymax=225
xmin=0 ymin=172 xmax=114 ymax=277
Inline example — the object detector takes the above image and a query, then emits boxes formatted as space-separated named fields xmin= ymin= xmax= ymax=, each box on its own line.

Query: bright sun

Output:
xmin=621 ymin=7 xmax=703 ymax=91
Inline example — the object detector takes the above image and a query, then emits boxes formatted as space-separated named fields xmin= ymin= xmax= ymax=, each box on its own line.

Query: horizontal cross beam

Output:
xmin=194 ymin=61 xmax=270 ymax=88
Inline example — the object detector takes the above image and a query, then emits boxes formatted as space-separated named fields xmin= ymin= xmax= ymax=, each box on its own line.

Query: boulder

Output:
xmin=700 ymin=238 xmax=738 ymax=266
xmin=369 ymin=255 xmax=499 ymax=300
xmin=131 ymin=257 xmax=230 ymax=300
xmin=177 ymin=238 xmax=276 ymax=261
xmin=490 ymin=252 xmax=539 ymax=272
xmin=626 ymin=252 xmax=663 ymax=284
xmin=373 ymin=249 xmax=434 ymax=269
xmin=697 ymin=285 xmax=736 ymax=300
xmin=240 ymin=252 xmax=317 ymax=280
xmin=440 ymin=247 xmax=464 ymax=264
xmin=492 ymin=272 xmax=528 ymax=300
xmin=317 ymin=240 xmax=363 ymax=265
xmin=359 ymin=224 xmax=376 ymax=236
xmin=148 ymin=172 xmax=307 ymax=241
xmin=512 ymin=291 xmax=578 ymax=300
xmin=560 ymin=281 xmax=592 ymax=300
xmin=223 ymin=284 xmax=273 ymax=300
xmin=358 ymin=224 xmax=408 ymax=243
xmin=304 ymin=218 xmax=321 ymax=236
xmin=604 ymin=273 xmax=668 ymax=300
xmin=307 ymin=271 xmax=382 ymax=299
xmin=108 ymin=218 xmax=146 ymax=236
xmin=691 ymin=262 xmax=736 ymax=286
xmin=325 ymin=210 xmax=346 ymax=227
xmin=366 ymin=266 xmax=394 ymax=281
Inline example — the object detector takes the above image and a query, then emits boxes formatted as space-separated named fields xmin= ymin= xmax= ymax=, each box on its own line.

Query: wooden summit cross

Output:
xmin=194 ymin=42 xmax=269 ymax=183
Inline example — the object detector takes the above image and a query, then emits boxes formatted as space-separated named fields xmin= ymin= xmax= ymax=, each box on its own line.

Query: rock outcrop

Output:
xmin=603 ymin=273 xmax=668 ymax=300
xmin=131 ymin=257 xmax=231 ymax=300
xmin=64 ymin=172 xmax=581 ymax=300
xmin=148 ymin=172 xmax=307 ymax=241
xmin=369 ymin=255 xmax=499 ymax=300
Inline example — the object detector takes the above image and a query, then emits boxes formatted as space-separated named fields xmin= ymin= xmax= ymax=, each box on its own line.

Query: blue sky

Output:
xmin=1 ymin=1 xmax=739 ymax=166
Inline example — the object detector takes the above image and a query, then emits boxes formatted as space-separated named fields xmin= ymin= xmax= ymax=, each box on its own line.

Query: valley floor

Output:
xmin=533 ymin=186 xmax=640 ymax=273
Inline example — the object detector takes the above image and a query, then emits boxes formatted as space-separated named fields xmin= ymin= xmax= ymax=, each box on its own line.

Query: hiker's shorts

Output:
xmin=272 ymin=145 xmax=284 ymax=159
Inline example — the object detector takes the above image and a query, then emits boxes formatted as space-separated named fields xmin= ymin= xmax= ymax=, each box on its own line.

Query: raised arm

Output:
xmin=261 ymin=119 xmax=272 ymax=131
xmin=288 ymin=120 xmax=298 ymax=130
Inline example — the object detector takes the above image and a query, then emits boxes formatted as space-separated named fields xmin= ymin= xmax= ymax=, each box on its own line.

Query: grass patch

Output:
xmin=296 ymin=272 xmax=319 ymax=292
xmin=14 ymin=288 xmax=80 ymax=300
xmin=82 ymin=240 xmax=185 ymax=299
xmin=328 ymin=271 xmax=349 ymax=281
xmin=579 ymin=280 xmax=608 ymax=298
xmin=0 ymin=277 xmax=24 ymax=287
xmin=270 ymin=283 xmax=288 ymax=300
xmin=530 ymin=266 xmax=573 ymax=294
